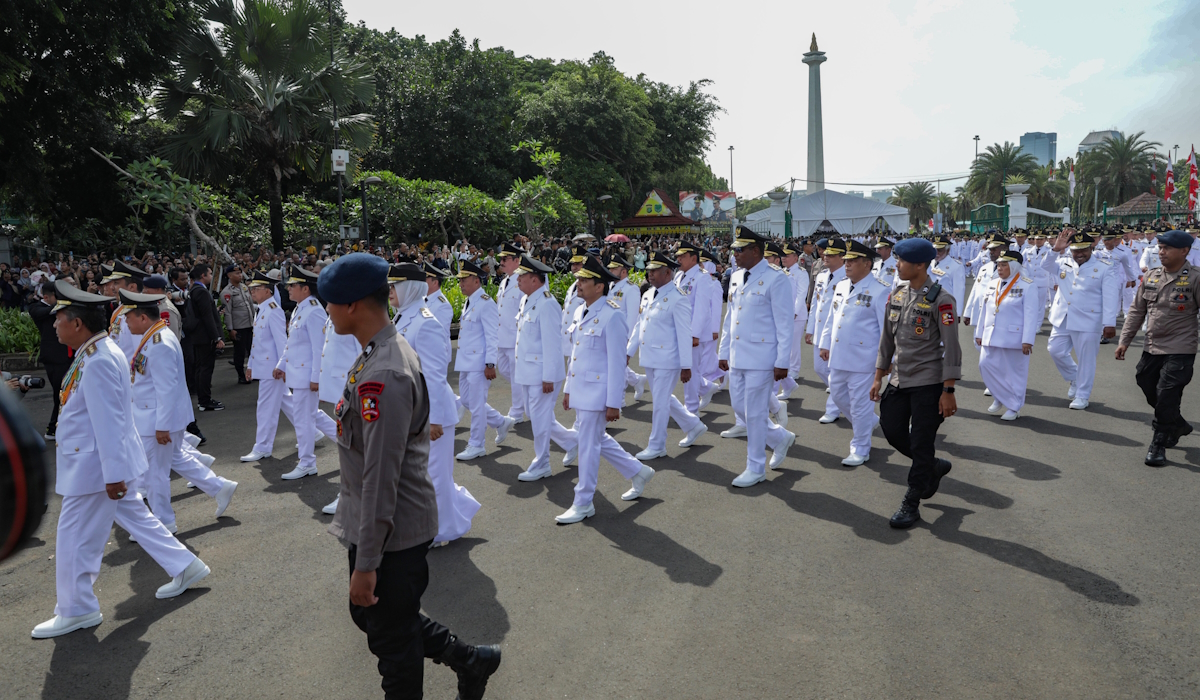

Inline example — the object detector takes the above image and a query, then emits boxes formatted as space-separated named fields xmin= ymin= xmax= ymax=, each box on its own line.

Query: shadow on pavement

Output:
xmin=863 ymin=456 xmax=1015 ymax=510
xmin=583 ymin=495 xmax=723 ymax=587
xmin=936 ymin=437 xmax=1061 ymax=481
xmin=262 ymin=469 xmax=341 ymax=520
xmin=956 ymin=408 xmax=1141 ymax=447
xmin=766 ymin=469 xmax=912 ymax=545
xmin=424 ymin=538 xmax=510 ymax=644
xmin=923 ymin=505 xmax=1140 ymax=606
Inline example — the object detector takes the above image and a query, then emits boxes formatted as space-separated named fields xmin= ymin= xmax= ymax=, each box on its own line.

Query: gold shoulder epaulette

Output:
xmin=309 ymin=298 xmax=319 ymax=305
xmin=607 ymin=299 xmax=620 ymax=309
xmin=481 ymin=293 xmax=491 ymax=301
xmin=269 ymin=301 xmax=277 ymax=309
xmin=153 ymin=332 xmax=162 ymax=344
xmin=421 ymin=307 xmax=434 ymax=318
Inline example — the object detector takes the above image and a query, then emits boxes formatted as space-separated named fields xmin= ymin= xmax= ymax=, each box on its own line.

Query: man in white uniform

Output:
xmin=275 ymin=267 xmax=328 ymax=479
xmin=719 ymin=228 xmax=796 ymax=487
xmin=1096 ymin=229 xmax=1139 ymax=335
xmin=316 ymin=301 xmax=361 ymax=513
xmin=872 ymin=238 xmax=898 ymax=289
xmin=1046 ymin=228 xmax=1122 ymax=409
xmin=495 ymin=243 xmax=528 ymax=422
xmin=454 ymin=260 xmax=514 ymax=460
xmin=929 ymin=235 xmax=967 ymax=308
xmin=628 ymin=251 xmax=708 ymax=459
xmin=674 ymin=242 xmax=719 ymax=413
xmin=805 ymin=238 xmax=847 ymax=423
xmin=607 ymin=255 xmax=648 ymax=401
xmin=776 ymin=241 xmax=810 ymax=401
xmin=242 ymin=271 xmax=296 ymax=462
xmin=32 ymin=282 xmax=210 ymax=639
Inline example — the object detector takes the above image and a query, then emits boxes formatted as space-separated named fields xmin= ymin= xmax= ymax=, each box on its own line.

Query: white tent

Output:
xmin=744 ymin=189 xmax=909 ymax=237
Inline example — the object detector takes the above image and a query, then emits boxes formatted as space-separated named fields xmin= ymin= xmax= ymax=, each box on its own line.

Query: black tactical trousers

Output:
xmin=348 ymin=542 xmax=452 ymax=699
xmin=232 ymin=327 xmax=252 ymax=379
xmin=879 ymin=383 xmax=945 ymax=496
xmin=1135 ymin=352 xmax=1195 ymax=436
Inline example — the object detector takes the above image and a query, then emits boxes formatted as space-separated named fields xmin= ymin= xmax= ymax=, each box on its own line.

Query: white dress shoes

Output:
xmin=555 ymin=502 xmax=595 ymax=524
xmin=1001 ymin=409 xmax=1020 ymax=421
xmin=214 ymin=480 xmax=238 ymax=518
xmin=769 ymin=430 xmax=795 ymax=470
xmin=510 ymin=414 xmax=529 ymax=424
xmin=770 ymin=402 xmax=788 ymax=427
xmin=562 ymin=445 xmax=578 ymax=467
xmin=456 ymin=445 xmax=486 ymax=461
xmin=818 ymin=413 xmax=840 ymax=424
xmin=841 ymin=452 xmax=869 ymax=467
xmin=621 ymin=465 xmax=655 ymax=501
xmin=987 ymin=399 xmax=1004 ymax=414
xmin=517 ymin=465 xmax=552 ymax=482
xmin=731 ymin=469 xmax=766 ymax=488
xmin=322 ymin=496 xmax=339 ymax=514
xmin=1069 ymin=398 xmax=1089 ymax=410
xmin=186 ymin=482 xmax=195 ymax=489
xmin=183 ymin=432 xmax=202 ymax=448
xmin=240 ymin=449 xmax=271 ymax=462
xmin=698 ymin=391 xmax=714 ymax=411
xmin=1067 ymin=381 xmax=1077 ymax=399
xmin=494 ymin=416 xmax=517 ymax=445
xmin=634 ymin=448 xmax=667 ymax=461
xmin=281 ymin=465 xmax=317 ymax=480
xmin=156 ymin=558 xmax=211 ymax=599
xmin=314 ymin=431 xmax=327 ymax=444
xmin=32 ymin=611 xmax=103 ymax=639
xmin=720 ymin=425 xmax=747 ymax=438
xmin=983 ymin=387 xmax=992 ymax=396
xmin=678 ymin=422 xmax=708 ymax=448
xmin=633 ymin=376 xmax=647 ymax=401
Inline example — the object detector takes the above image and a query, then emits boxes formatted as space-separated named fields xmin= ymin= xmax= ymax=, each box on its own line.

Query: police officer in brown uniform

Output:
xmin=871 ymin=238 xmax=962 ymax=529
xmin=1116 ymin=229 xmax=1200 ymax=467
xmin=318 ymin=253 xmax=501 ymax=699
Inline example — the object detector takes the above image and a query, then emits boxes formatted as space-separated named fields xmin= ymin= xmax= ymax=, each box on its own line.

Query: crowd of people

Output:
xmin=21 ymin=217 xmax=1200 ymax=699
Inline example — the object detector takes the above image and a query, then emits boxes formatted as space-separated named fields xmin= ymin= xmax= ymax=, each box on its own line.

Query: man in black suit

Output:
xmin=185 ymin=264 xmax=226 ymax=412
xmin=27 ymin=281 xmax=71 ymax=439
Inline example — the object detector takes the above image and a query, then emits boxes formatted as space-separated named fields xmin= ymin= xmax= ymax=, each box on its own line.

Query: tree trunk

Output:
xmin=268 ymin=167 xmax=285 ymax=252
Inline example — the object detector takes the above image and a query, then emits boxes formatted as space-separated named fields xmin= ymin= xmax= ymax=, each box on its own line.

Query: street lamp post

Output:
xmin=974 ymin=135 xmax=980 ymax=163
xmin=360 ymin=176 xmax=382 ymax=247
xmin=728 ymin=145 xmax=735 ymax=227
xmin=1093 ymin=176 xmax=1102 ymax=222
xmin=595 ymin=194 xmax=612 ymax=237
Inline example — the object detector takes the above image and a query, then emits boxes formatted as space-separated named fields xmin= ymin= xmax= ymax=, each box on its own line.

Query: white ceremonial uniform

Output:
xmin=513 ymin=285 xmax=576 ymax=473
xmin=805 ymin=264 xmax=846 ymax=418
xmin=426 ymin=288 xmax=454 ymax=336
xmin=820 ymin=274 xmax=889 ymax=459
xmin=52 ymin=334 xmax=196 ymax=618
xmin=628 ymin=281 xmax=702 ymax=452
xmin=775 ymin=262 xmax=811 ymax=399
xmin=701 ymin=268 xmax=725 ymax=384
xmin=496 ymin=271 xmax=527 ymax=420
xmin=249 ymin=299 xmax=296 ymax=455
xmin=872 ymin=256 xmax=898 ymax=289
xmin=609 ymin=276 xmax=646 ymax=393
xmin=564 ymin=297 xmax=646 ymax=506
xmin=963 ymin=258 xmax=997 ymax=323
xmin=317 ymin=315 xmax=360 ymax=445
xmin=1097 ymin=243 xmax=1138 ymax=317
xmin=930 ymin=256 xmax=966 ymax=309
xmin=107 ymin=307 xmax=140 ymax=363
xmin=395 ymin=300 xmax=480 ymax=542
xmin=975 ymin=272 xmax=1041 ymax=413
xmin=454 ymin=288 xmax=507 ymax=449
xmin=560 ymin=280 xmax=584 ymax=357
xmin=1140 ymin=242 xmax=1161 ymax=272
xmin=719 ymin=259 xmax=795 ymax=476
xmin=276 ymin=296 xmax=327 ymax=471
xmin=1023 ymin=244 xmax=1061 ymax=314
xmin=675 ymin=266 xmax=714 ymax=412
xmin=131 ymin=324 xmax=231 ymax=528
xmin=1047 ymin=254 xmax=1121 ymax=402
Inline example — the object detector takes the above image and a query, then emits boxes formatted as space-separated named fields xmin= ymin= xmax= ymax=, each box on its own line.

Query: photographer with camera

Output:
xmin=27 ymin=281 xmax=70 ymax=439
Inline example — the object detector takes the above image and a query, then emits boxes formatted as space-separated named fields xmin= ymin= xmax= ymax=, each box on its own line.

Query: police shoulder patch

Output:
xmin=420 ymin=307 xmax=434 ymax=318
xmin=269 ymin=302 xmax=277 ymax=309
xmin=607 ymin=299 xmax=620 ymax=309
xmin=152 ymin=332 xmax=162 ymax=344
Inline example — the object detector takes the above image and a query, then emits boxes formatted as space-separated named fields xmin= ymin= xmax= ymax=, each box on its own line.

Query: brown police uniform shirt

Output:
xmin=328 ymin=323 xmax=438 ymax=571
xmin=877 ymin=279 xmax=963 ymax=388
xmin=1120 ymin=263 xmax=1200 ymax=355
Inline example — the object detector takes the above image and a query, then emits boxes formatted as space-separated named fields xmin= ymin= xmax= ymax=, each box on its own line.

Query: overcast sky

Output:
xmin=344 ymin=0 xmax=1197 ymax=199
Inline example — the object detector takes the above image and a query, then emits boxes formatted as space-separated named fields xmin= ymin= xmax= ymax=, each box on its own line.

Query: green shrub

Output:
xmin=0 ymin=309 xmax=41 ymax=361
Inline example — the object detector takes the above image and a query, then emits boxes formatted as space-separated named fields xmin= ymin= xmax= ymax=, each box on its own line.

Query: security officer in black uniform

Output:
xmin=317 ymin=253 xmax=501 ymax=700
xmin=1116 ymin=229 xmax=1200 ymax=466
xmin=871 ymin=238 xmax=963 ymax=529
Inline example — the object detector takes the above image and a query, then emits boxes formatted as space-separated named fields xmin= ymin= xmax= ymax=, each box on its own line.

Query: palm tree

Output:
xmin=889 ymin=181 xmax=935 ymax=230
xmin=1091 ymin=131 xmax=1162 ymax=205
xmin=157 ymin=0 xmax=375 ymax=250
xmin=1027 ymin=165 xmax=1067 ymax=213
xmin=966 ymin=142 xmax=1038 ymax=206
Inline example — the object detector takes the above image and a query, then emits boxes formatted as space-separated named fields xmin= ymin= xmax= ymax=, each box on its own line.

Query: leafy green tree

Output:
xmin=967 ymin=142 xmax=1039 ymax=206
xmin=157 ymin=0 xmax=376 ymax=251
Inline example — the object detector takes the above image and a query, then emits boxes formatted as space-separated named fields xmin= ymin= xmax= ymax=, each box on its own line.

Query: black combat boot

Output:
xmin=921 ymin=459 xmax=952 ymax=499
xmin=434 ymin=635 xmax=502 ymax=700
xmin=1165 ymin=422 xmax=1192 ymax=448
xmin=889 ymin=487 xmax=922 ymax=529
xmin=1145 ymin=433 xmax=1167 ymax=467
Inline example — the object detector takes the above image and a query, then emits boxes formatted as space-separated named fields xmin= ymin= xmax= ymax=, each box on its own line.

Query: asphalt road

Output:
xmin=3 ymin=309 xmax=1200 ymax=699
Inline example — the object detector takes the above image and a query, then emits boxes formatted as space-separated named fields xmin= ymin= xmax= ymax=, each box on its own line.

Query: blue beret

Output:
xmin=142 ymin=274 xmax=169 ymax=290
xmin=1157 ymin=231 xmax=1194 ymax=249
xmin=318 ymin=253 xmax=389 ymax=304
xmin=815 ymin=238 xmax=829 ymax=248
xmin=894 ymin=238 xmax=937 ymax=263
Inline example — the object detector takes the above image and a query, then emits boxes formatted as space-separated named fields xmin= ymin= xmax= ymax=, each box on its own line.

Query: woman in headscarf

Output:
xmin=973 ymin=249 xmax=1041 ymax=420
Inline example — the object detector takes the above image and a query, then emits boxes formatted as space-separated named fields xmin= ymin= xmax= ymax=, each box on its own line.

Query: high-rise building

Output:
xmin=1019 ymin=132 xmax=1057 ymax=167
xmin=1077 ymin=130 xmax=1121 ymax=155
xmin=869 ymin=190 xmax=891 ymax=204
xmin=846 ymin=190 xmax=865 ymax=198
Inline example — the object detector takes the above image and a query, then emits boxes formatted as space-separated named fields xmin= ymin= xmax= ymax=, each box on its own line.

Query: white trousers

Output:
xmin=979 ymin=345 xmax=1031 ymax=412
xmin=573 ymin=408 xmax=645 ymax=506
xmin=644 ymin=367 xmax=701 ymax=451
xmin=291 ymin=387 xmax=321 ymax=470
xmin=812 ymin=349 xmax=840 ymax=417
xmin=828 ymin=368 xmax=878 ymax=456
xmin=315 ymin=403 xmax=339 ymax=442
xmin=459 ymin=370 xmax=507 ymax=449
xmin=1035 ymin=283 xmax=1050 ymax=315
xmin=254 ymin=376 xmax=296 ymax=454
xmin=1048 ymin=327 xmax=1101 ymax=400
xmin=429 ymin=429 xmax=480 ymax=543
xmin=517 ymin=381 xmax=577 ymax=471
xmin=683 ymin=345 xmax=713 ymax=413
xmin=624 ymin=365 xmax=645 ymax=390
xmin=55 ymin=489 xmax=195 ymax=617
xmin=729 ymin=368 xmax=789 ymax=475
xmin=1121 ymin=286 xmax=1135 ymax=316
xmin=699 ymin=339 xmax=723 ymax=383
xmin=142 ymin=430 xmax=227 ymax=528
xmin=734 ymin=378 xmax=780 ymax=427
xmin=497 ymin=348 xmax=526 ymax=419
